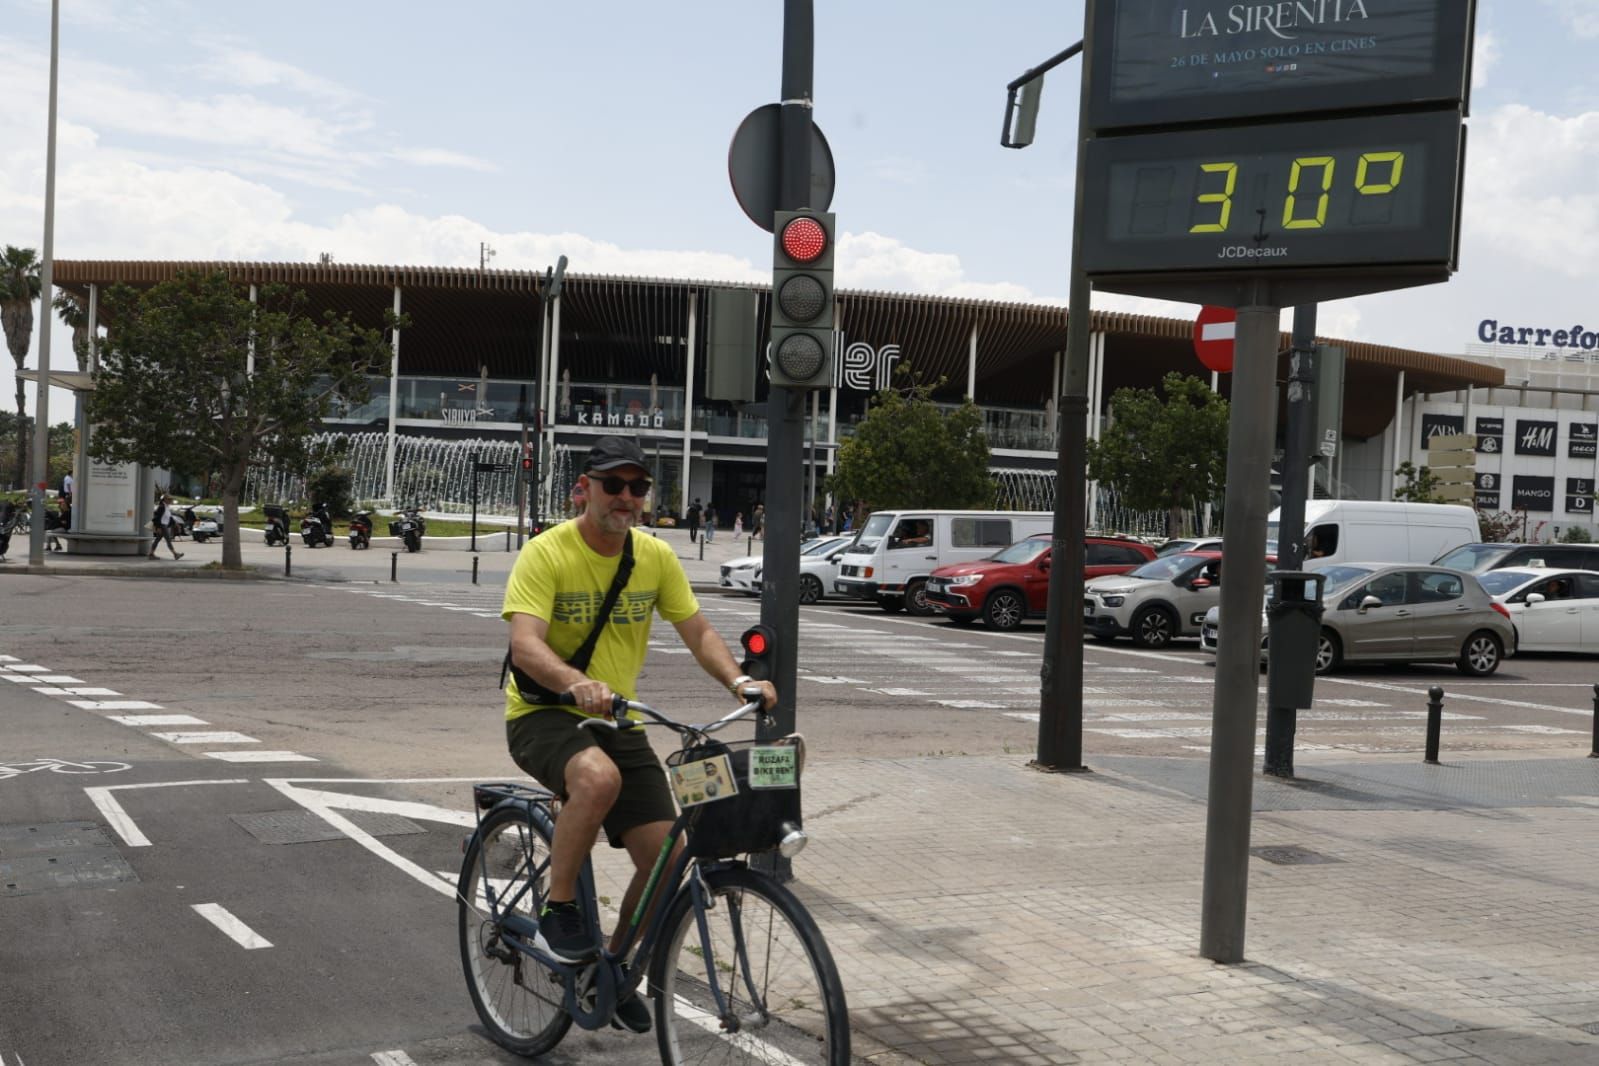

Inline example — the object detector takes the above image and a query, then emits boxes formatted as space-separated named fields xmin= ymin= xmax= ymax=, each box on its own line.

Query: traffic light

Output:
xmin=740 ymin=624 xmax=777 ymax=681
xmin=769 ymin=210 xmax=835 ymax=389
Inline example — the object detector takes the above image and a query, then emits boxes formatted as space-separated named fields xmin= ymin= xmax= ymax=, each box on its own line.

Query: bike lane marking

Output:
xmin=84 ymin=779 xmax=251 ymax=847
xmin=192 ymin=902 xmax=273 ymax=949
xmin=371 ymin=1052 xmax=418 ymax=1066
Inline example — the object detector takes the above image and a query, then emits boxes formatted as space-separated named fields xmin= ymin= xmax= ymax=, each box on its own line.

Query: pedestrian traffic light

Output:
xmin=769 ymin=210 xmax=835 ymax=389
xmin=740 ymin=623 xmax=777 ymax=681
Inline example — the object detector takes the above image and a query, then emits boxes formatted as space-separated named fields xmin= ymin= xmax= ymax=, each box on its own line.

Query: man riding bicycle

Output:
xmin=501 ymin=436 xmax=777 ymax=1034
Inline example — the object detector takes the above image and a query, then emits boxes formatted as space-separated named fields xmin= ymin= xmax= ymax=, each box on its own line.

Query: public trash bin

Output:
xmin=1267 ymin=570 xmax=1326 ymax=709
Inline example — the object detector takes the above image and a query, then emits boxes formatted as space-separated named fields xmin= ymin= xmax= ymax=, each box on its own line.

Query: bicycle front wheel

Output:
xmin=650 ymin=865 xmax=850 ymax=1065
xmin=457 ymin=803 xmax=572 ymax=1057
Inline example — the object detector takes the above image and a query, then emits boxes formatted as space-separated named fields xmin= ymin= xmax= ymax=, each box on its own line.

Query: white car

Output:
xmin=753 ymin=536 xmax=855 ymax=604
xmin=1477 ymin=567 xmax=1599 ymax=653
xmin=718 ymin=552 xmax=764 ymax=595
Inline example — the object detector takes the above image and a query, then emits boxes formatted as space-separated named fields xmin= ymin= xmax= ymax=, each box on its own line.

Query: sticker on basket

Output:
xmin=748 ymin=745 xmax=799 ymax=789
xmin=669 ymin=753 xmax=739 ymax=808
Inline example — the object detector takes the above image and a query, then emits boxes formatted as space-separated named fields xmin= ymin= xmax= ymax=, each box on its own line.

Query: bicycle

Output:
xmin=457 ymin=692 xmax=850 ymax=1063
xmin=0 ymin=756 xmax=133 ymax=781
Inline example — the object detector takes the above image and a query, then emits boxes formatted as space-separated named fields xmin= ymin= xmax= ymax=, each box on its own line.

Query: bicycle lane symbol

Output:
xmin=0 ymin=757 xmax=133 ymax=782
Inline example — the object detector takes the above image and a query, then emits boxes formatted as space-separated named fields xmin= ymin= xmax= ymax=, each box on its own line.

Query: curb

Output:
xmin=0 ymin=562 xmax=279 ymax=580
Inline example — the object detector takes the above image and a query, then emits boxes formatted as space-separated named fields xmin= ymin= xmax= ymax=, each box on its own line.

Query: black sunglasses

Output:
xmin=591 ymin=474 xmax=653 ymax=498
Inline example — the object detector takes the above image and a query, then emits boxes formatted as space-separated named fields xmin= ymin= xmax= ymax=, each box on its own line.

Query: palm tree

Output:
xmin=54 ymin=290 xmax=89 ymax=373
xmin=0 ymin=246 xmax=42 ymax=489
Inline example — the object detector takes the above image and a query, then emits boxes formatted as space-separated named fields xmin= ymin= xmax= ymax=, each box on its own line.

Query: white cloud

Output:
xmin=1472 ymin=29 xmax=1499 ymax=90
xmin=189 ymin=37 xmax=370 ymax=110
xmin=1542 ymin=0 xmax=1599 ymax=38
xmin=387 ymin=148 xmax=500 ymax=173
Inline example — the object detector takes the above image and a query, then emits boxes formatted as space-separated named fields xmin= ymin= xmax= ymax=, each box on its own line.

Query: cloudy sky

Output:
xmin=0 ymin=0 xmax=1590 ymax=419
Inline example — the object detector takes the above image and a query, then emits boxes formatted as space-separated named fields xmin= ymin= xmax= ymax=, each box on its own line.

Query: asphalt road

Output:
xmin=2 ymin=565 xmax=1596 ymax=1065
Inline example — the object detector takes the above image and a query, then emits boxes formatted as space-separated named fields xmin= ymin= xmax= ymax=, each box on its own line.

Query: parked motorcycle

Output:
xmin=300 ymin=502 xmax=334 ymax=548
xmin=348 ymin=510 xmax=373 ymax=550
xmin=389 ymin=507 xmax=425 ymax=553
xmin=170 ymin=506 xmax=196 ymax=540
xmin=191 ymin=511 xmax=223 ymax=544
xmin=263 ymin=505 xmax=290 ymax=548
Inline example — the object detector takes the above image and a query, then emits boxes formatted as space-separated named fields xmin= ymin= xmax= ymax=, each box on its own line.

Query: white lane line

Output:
xmin=85 ymin=778 xmax=253 ymax=847
xmin=65 ymin=700 xmax=162 ymax=710
xmin=57 ymin=687 xmax=121 ymax=696
xmin=85 ymin=787 xmax=151 ymax=847
xmin=870 ymin=687 xmax=931 ymax=696
xmin=934 ymin=699 xmax=1006 ymax=709
xmin=0 ymin=654 xmax=18 ymax=661
xmin=802 ymin=675 xmax=864 ymax=684
xmin=148 ymin=731 xmax=259 ymax=744
xmin=2 ymin=674 xmax=47 ymax=683
xmin=33 ymin=675 xmax=85 ymax=684
xmin=3 ymin=665 xmax=50 ymax=673
xmin=107 ymin=714 xmax=209 ymax=726
xmin=192 ymin=903 xmax=273 ymax=949
xmin=1320 ymin=676 xmax=1594 ymax=718
xmin=371 ymin=1052 xmax=418 ymax=1066
xmin=205 ymin=751 xmax=319 ymax=762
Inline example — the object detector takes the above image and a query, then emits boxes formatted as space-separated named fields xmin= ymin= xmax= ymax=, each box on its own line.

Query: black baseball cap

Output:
xmin=584 ymin=436 xmax=649 ymax=473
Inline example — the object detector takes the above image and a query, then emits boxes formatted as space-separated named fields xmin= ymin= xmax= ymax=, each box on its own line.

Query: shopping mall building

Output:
xmin=54 ymin=259 xmax=1543 ymax=530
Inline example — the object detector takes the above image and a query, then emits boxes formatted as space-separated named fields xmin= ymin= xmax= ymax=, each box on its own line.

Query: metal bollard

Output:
xmin=1424 ymin=685 xmax=1444 ymax=764
xmin=698 ymin=537 xmax=704 ymax=561
xmin=284 ymin=541 xmax=291 ymax=577
xmin=472 ymin=556 xmax=479 ymax=585
xmin=1590 ymin=683 xmax=1598 ymax=759
xmin=391 ymin=551 xmax=398 ymax=583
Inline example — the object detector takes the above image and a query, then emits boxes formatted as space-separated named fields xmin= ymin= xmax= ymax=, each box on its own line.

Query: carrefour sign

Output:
xmin=1478 ymin=319 xmax=1599 ymax=351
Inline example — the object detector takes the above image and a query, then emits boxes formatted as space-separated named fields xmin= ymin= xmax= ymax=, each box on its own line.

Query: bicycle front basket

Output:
xmin=667 ymin=737 xmax=803 ymax=859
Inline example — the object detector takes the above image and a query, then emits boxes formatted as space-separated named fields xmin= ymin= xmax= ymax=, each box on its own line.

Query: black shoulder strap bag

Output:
xmin=500 ymin=531 xmax=636 ymax=705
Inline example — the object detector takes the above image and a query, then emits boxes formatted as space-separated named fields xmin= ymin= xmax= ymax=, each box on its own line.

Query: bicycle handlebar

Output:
xmin=558 ymin=691 xmax=770 ymax=736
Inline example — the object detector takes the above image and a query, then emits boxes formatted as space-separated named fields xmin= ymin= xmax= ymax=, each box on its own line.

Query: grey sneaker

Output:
xmin=535 ymin=902 xmax=594 ymax=962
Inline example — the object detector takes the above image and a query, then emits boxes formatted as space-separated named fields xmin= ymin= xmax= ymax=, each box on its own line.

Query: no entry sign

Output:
xmin=1193 ymin=305 xmax=1236 ymax=373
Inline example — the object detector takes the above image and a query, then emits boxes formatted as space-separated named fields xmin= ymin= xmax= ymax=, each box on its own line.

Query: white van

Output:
xmin=1266 ymin=500 xmax=1478 ymax=566
xmin=833 ymin=509 xmax=1055 ymax=614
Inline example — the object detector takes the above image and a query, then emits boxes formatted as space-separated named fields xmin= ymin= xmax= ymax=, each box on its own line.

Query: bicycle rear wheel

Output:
xmin=650 ymin=866 xmax=849 ymax=1065
xmin=457 ymin=803 xmax=572 ymax=1057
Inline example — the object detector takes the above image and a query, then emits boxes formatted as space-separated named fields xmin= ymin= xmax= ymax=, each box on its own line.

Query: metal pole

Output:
xmin=1199 ymin=293 xmax=1280 ymax=965
xmin=1589 ymin=682 xmax=1598 ymax=758
xmin=27 ymin=0 xmax=60 ymax=566
xmin=473 ymin=555 xmax=480 ymax=586
xmin=391 ymin=551 xmax=398 ymax=582
xmin=471 ymin=453 xmax=479 ymax=552
xmin=1035 ymin=0 xmax=1094 ymax=771
xmin=1264 ymin=304 xmax=1319 ymax=778
xmin=383 ymin=286 xmax=402 ymax=502
xmin=1425 ymin=685 xmax=1444 ymax=764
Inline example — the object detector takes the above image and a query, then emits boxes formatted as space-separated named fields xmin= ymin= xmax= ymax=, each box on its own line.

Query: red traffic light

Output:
xmin=780 ymin=216 xmax=828 ymax=264
xmin=741 ymin=624 xmax=774 ymax=657
xmin=521 ymin=456 xmax=533 ymax=470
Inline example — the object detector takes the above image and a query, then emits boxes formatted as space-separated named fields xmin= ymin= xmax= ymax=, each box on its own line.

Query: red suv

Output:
xmin=924 ymin=534 xmax=1157 ymax=630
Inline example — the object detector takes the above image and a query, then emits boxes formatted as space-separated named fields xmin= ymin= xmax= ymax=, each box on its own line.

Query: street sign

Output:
xmin=728 ymin=104 xmax=836 ymax=233
xmin=1193 ymin=305 xmax=1236 ymax=373
xmin=1088 ymin=0 xmax=1476 ymax=132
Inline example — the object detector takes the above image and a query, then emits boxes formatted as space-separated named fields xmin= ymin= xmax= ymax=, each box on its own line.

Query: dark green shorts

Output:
xmin=506 ymin=710 xmax=677 ymax=849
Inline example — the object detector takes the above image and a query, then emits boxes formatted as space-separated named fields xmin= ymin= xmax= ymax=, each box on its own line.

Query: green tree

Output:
xmin=1085 ymin=372 xmax=1229 ymax=537
xmin=87 ymin=271 xmax=398 ymax=569
xmin=1392 ymin=460 xmax=1447 ymax=503
xmin=0 ymin=245 xmax=42 ymax=488
xmin=53 ymin=289 xmax=91 ymax=372
xmin=827 ymin=368 xmax=991 ymax=518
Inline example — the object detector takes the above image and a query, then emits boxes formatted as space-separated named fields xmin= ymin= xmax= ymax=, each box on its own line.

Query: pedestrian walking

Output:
xmin=149 ymin=493 xmax=183 ymax=560
xmin=45 ymin=495 xmax=70 ymax=552
xmin=704 ymin=505 xmax=717 ymax=544
xmin=752 ymin=503 xmax=765 ymax=540
xmin=686 ymin=498 xmax=702 ymax=543
xmin=732 ymin=511 xmax=744 ymax=537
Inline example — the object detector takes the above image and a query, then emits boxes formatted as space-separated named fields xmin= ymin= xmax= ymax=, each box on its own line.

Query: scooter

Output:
xmin=191 ymin=511 xmax=223 ymax=544
xmin=348 ymin=510 xmax=373 ymax=550
xmin=263 ymin=505 xmax=290 ymax=547
xmin=300 ymin=502 xmax=334 ymax=548
xmin=389 ymin=507 xmax=425 ymax=553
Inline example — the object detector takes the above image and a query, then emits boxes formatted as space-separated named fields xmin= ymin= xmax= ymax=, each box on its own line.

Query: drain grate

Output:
xmin=0 ymin=821 xmax=138 ymax=895
xmin=1576 ymin=1022 xmax=1599 ymax=1036
xmin=1251 ymin=844 xmax=1342 ymax=866
xmin=231 ymin=810 xmax=425 ymax=845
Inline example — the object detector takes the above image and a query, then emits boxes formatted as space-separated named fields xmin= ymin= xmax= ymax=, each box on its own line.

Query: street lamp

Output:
xmin=28 ymin=0 xmax=61 ymax=566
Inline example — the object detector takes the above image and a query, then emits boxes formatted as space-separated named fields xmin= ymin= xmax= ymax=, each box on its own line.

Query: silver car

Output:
xmin=1316 ymin=564 xmax=1515 ymax=676
xmin=1083 ymin=551 xmax=1223 ymax=648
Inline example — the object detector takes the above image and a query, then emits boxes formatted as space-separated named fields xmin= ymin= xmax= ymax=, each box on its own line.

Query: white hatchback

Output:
xmin=1476 ymin=567 xmax=1599 ymax=653
xmin=753 ymin=536 xmax=855 ymax=604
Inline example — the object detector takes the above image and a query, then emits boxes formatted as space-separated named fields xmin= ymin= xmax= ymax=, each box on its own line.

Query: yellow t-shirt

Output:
xmin=501 ymin=520 xmax=700 ymax=720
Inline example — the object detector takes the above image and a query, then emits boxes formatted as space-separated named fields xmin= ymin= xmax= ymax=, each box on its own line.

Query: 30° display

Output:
xmin=1082 ymin=110 xmax=1463 ymax=277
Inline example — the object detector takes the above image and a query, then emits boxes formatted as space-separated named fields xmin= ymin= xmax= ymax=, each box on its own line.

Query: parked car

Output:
xmin=1083 ymin=551 xmax=1230 ymax=648
xmin=751 ymin=535 xmax=854 ymax=604
xmin=834 ymin=509 xmax=1055 ymax=615
xmin=1477 ymin=567 xmax=1599 ymax=653
xmin=1433 ymin=541 xmax=1599 ymax=574
xmin=1156 ymin=537 xmax=1223 ymax=557
xmin=1313 ymin=564 xmax=1514 ymax=676
xmin=925 ymin=533 xmax=1156 ymax=630
xmin=719 ymin=551 xmax=763 ymax=595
